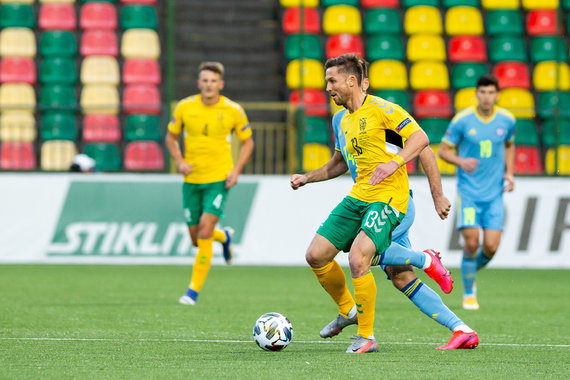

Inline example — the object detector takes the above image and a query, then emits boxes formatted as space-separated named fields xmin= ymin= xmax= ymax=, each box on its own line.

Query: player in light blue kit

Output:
xmin=439 ymin=74 xmax=516 ymax=310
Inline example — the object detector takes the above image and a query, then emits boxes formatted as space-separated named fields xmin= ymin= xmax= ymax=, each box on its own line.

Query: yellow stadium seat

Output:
xmin=303 ymin=143 xmax=331 ymax=172
xmin=532 ymin=62 xmax=570 ymax=91
xmin=2 ymin=0 xmax=34 ymax=4
xmin=330 ymin=96 xmax=344 ymax=115
xmin=0 ymin=83 xmax=35 ymax=112
xmin=0 ymin=27 xmax=36 ymax=57
xmin=422 ymin=144 xmax=456 ymax=175
xmin=286 ymin=59 xmax=325 ymax=89
xmin=545 ymin=146 xmax=570 ymax=175
xmin=454 ymin=87 xmax=477 ymax=111
xmin=39 ymin=0 xmax=75 ymax=3
xmin=280 ymin=0 xmax=319 ymax=7
xmin=323 ymin=5 xmax=361 ymax=35
xmin=481 ymin=0 xmax=520 ymax=9
xmin=369 ymin=60 xmax=408 ymax=90
xmin=410 ymin=61 xmax=449 ymax=90
xmin=80 ymin=56 xmax=120 ymax=85
xmin=404 ymin=6 xmax=442 ymax=35
xmin=407 ymin=34 xmax=446 ymax=62
xmin=522 ymin=0 xmax=558 ymax=9
xmin=121 ymin=29 xmax=160 ymax=59
xmin=445 ymin=6 xmax=484 ymax=36
xmin=80 ymin=84 xmax=119 ymax=115
xmin=498 ymin=88 xmax=535 ymax=118
xmin=41 ymin=140 xmax=77 ymax=171
xmin=0 ymin=111 xmax=35 ymax=142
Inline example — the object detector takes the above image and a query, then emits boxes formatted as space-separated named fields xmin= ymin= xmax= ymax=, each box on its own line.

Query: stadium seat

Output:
xmin=407 ymin=34 xmax=446 ymax=61
xmin=41 ymin=112 xmax=77 ymax=141
xmin=280 ymin=0 xmax=319 ymax=7
xmin=530 ymin=37 xmax=568 ymax=63
xmin=80 ymin=56 xmax=120 ymax=85
xmin=120 ymin=5 xmax=158 ymax=30
xmin=448 ymin=36 xmax=487 ymax=62
xmin=124 ymin=141 xmax=164 ymax=171
xmin=402 ymin=0 xmax=439 ymax=6
xmin=39 ymin=3 xmax=76 ymax=30
xmin=123 ymin=59 xmax=160 ymax=85
xmin=0 ymin=27 xmax=36 ymax=57
xmin=0 ymin=83 xmax=35 ymax=112
xmin=0 ymin=3 xmax=34 ymax=28
xmin=121 ymin=29 xmax=160 ymax=59
xmin=541 ymin=119 xmax=570 ymax=146
xmin=533 ymin=62 xmax=570 ymax=91
xmin=323 ymin=5 xmax=361 ymax=35
xmin=442 ymin=0 xmax=480 ymax=6
xmin=562 ymin=0 xmax=570 ymax=8
xmin=367 ymin=35 xmax=404 ymax=61
xmin=2 ymin=0 xmax=34 ymax=3
xmin=364 ymin=8 xmax=401 ymax=35
xmin=445 ymin=6 xmax=484 ymax=35
xmin=303 ymin=116 xmax=330 ymax=144
xmin=0 ymin=57 xmax=36 ymax=84
xmin=120 ymin=0 xmax=156 ymax=4
xmin=282 ymin=7 xmax=320 ymax=35
xmin=373 ymin=89 xmax=410 ymax=110
xmin=369 ymin=60 xmax=407 ymax=90
xmin=303 ymin=143 xmax=331 ymax=171
xmin=0 ymin=111 xmax=35 ymax=142
xmin=286 ymin=59 xmax=325 ymax=89
xmin=83 ymin=143 xmax=121 ymax=171
xmin=413 ymin=90 xmax=452 ymax=118
xmin=451 ymin=63 xmax=487 ymax=89
xmin=545 ymin=146 xmax=570 ymax=175
xmin=424 ymin=144 xmax=457 ymax=174
xmin=122 ymin=84 xmax=161 ymax=115
xmin=81 ymin=30 xmax=119 ymax=57
xmin=497 ymin=88 xmax=535 ymax=118
xmin=80 ymin=2 xmax=117 ymax=30
xmin=419 ymin=117 xmax=449 ymax=143
xmin=486 ymin=10 xmax=523 ymax=36
xmin=488 ymin=36 xmax=527 ymax=62
xmin=481 ymin=0 xmax=519 ymax=9
xmin=404 ymin=6 xmax=442 ymax=35
xmin=82 ymin=114 xmax=121 ymax=143
xmin=325 ymin=34 xmax=364 ymax=59
xmin=361 ymin=0 xmax=400 ymax=7
xmin=39 ymin=85 xmax=76 ymax=113
xmin=493 ymin=62 xmax=530 ymax=89
xmin=40 ymin=0 xmax=76 ymax=3
xmin=0 ymin=141 xmax=35 ymax=170
xmin=322 ymin=0 xmax=359 ymax=5
xmin=39 ymin=58 xmax=77 ymax=85
xmin=537 ymin=91 xmax=570 ymax=119
xmin=513 ymin=119 xmax=538 ymax=145
xmin=526 ymin=10 xmax=557 ymax=36
xmin=454 ymin=87 xmax=477 ymax=111
xmin=289 ymin=89 xmax=328 ymax=117
xmin=39 ymin=31 xmax=77 ymax=57
xmin=410 ymin=61 xmax=449 ymax=90
xmin=514 ymin=146 xmax=543 ymax=175
xmin=522 ymin=0 xmax=558 ymax=9
xmin=284 ymin=34 xmax=323 ymax=61
xmin=40 ymin=140 xmax=77 ymax=171
xmin=125 ymin=114 xmax=161 ymax=141
xmin=80 ymin=84 xmax=119 ymax=115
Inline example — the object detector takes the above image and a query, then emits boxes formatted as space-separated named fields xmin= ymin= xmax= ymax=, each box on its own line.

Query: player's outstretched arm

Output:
xmin=165 ymin=131 xmax=193 ymax=176
xmin=226 ymin=137 xmax=254 ymax=188
xmin=438 ymin=142 xmax=478 ymax=172
xmin=291 ymin=150 xmax=348 ymax=190
xmin=419 ymin=146 xmax=451 ymax=220
xmin=503 ymin=140 xmax=515 ymax=192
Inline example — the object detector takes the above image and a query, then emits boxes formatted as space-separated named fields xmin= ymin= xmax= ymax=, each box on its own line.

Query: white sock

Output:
xmin=367 ymin=334 xmax=376 ymax=340
xmin=347 ymin=305 xmax=357 ymax=319
xmin=421 ymin=251 xmax=432 ymax=270
xmin=453 ymin=324 xmax=474 ymax=333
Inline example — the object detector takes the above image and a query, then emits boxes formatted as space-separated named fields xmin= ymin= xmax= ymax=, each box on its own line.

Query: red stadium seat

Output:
xmin=124 ymin=141 xmax=164 ymax=171
xmin=526 ymin=10 xmax=558 ymax=36
xmin=122 ymin=84 xmax=161 ymax=115
xmin=122 ymin=59 xmax=161 ymax=85
xmin=493 ymin=62 xmax=530 ymax=89
xmin=514 ymin=146 xmax=543 ymax=174
xmin=39 ymin=3 xmax=76 ymax=31
xmin=413 ymin=90 xmax=452 ymax=118
xmin=325 ymin=34 xmax=364 ymax=59
xmin=361 ymin=0 xmax=400 ymax=7
xmin=80 ymin=30 xmax=118 ymax=57
xmin=121 ymin=0 xmax=157 ymax=4
xmin=0 ymin=141 xmax=36 ymax=170
xmin=82 ymin=114 xmax=121 ymax=143
xmin=289 ymin=89 xmax=328 ymax=117
xmin=282 ymin=7 xmax=320 ymax=34
xmin=448 ymin=36 xmax=487 ymax=63
xmin=0 ymin=57 xmax=36 ymax=84
xmin=80 ymin=2 xmax=118 ymax=30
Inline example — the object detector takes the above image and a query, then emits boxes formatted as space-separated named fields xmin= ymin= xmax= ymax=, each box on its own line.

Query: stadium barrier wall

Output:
xmin=0 ymin=174 xmax=569 ymax=268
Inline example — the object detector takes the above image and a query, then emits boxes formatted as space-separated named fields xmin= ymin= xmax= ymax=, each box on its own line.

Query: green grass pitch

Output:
xmin=1 ymin=265 xmax=568 ymax=379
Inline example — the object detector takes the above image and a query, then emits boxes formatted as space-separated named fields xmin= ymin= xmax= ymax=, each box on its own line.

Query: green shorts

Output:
xmin=317 ymin=196 xmax=405 ymax=256
xmin=182 ymin=181 xmax=228 ymax=226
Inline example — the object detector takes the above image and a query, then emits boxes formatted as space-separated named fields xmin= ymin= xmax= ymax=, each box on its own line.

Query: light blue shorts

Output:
xmin=456 ymin=194 xmax=504 ymax=231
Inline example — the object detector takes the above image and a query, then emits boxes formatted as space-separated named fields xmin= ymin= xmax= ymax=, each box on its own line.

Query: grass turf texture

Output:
xmin=1 ymin=265 xmax=568 ymax=379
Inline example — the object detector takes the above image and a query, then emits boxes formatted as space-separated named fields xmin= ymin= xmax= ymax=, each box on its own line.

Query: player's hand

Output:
xmin=503 ymin=174 xmax=514 ymax=192
xmin=290 ymin=174 xmax=308 ymax=190
xmin=434 ymin=195 xmax=451 ymax=220
xmin=177 ymin=161 xmax=194 ymax=176
xmin=460 ymin=158 xmax=479 ymax=173
xmin=225 ymin=169 xmax=239 ymax=189
xmin=369 ymin=160 xmax=399 ymax=185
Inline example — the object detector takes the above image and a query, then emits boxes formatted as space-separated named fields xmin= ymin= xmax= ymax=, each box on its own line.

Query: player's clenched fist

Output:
xmin=290 ymin=174 xmax=308 ymax=190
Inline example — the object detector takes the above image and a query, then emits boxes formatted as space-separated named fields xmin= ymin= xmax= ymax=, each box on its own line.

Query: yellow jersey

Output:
xmin=168 ymin=94 xmax=252 ymax=184
xmin=332 ymin=95 xmax=422 ymax=214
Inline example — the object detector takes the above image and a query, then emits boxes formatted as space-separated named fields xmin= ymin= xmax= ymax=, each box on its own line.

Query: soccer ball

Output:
xmin=252 ymin=312 xmax=293 ymax=351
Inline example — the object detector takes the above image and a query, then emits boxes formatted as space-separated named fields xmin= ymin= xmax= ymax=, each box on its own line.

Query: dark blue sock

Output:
xmin=186 ymin=288 xmax=199 ymax=300
xmin=476 ymin=250 xmax=492 ymax=270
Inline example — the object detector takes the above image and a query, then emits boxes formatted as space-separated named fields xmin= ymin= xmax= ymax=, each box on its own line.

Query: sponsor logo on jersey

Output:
xmin=396 ymin=117 xmax=411 ymax=132
xmin=468 ymin=128 xmax=477 ymax=135
xmin=496 ymin=128 xmax=505 ymax=136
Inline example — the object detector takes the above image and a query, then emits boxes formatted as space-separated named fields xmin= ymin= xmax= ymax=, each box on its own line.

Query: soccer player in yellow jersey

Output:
xmin=165 ymin=61 xmax=254 ymax=306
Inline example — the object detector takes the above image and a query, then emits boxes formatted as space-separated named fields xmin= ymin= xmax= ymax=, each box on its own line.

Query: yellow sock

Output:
xmin=212 ymin=229 xmax=226 ymax=243
xmin=311 ymin=260 xmax=355 ymax=317
xmin=353 ymin=272 xmax=376 ymax=339
xmin=189 ymin=238 xmax=214 ymax=292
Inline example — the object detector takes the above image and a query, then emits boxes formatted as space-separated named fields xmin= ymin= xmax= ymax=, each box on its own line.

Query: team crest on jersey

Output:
xmin=396 ymin=118 xmax=411 ymax=132
xmin=468 ymin=128 xmax=477 ymax=135
xmin=359 ymin=117 xmax=367 ymax=132
xmin=496 ymin=128 xmax=505 ymax=136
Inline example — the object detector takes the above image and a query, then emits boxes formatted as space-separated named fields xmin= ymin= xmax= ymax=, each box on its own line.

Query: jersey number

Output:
xmin=351 ymin=137 xmax=363 ymax=155
xmin=479 ymin=139 xmax=492 ymax=158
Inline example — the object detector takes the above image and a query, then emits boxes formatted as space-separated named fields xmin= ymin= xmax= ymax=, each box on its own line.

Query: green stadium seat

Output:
xmin=541 ymin=119 xmax=570 ymax=146
xmin=514 ymin=119 xmax=539 ymax=146
xmin=39 ymin=85 xmax=77 ymax=113
xmin=120 ymin=5 xmax=158 ymax=30
xmin=563 ymin=0 xmax=570 ymax=9
xmin=402 ymin=0 xmax=440 ymax=6
xmin=485 ymin=10 xmax=523 ymax=36
xmin=489 ymin=36 xmax=527 ymax=62
xmin=321 ymin=0 xmax=359 ymax=5
xmin=419 ymin=118 xmax=449 ymax=143
xmin=41 ymin=112 xmax=77 ymax=141
xmin=84 ymin=143 xmax=121 ymax=171
xmin=364 ymin=8 xmax=401 ymax=35
xmin=442 ymin=0 xmax=480 ymax=7
xmin=530 ymin=37 xmax=568 ymax=63
xmin=0 ymin=3 xmax=35 ymax=28
xmin=366 ymin=35 xmax=404 ymax=61
xmin=39 ymin=58 xmax=78 ymax=85
xmin=81 ymin=0 xmax=118 ymax=2
xmin=304 ymin=116 xmax=330 ymax=144
xmin=537 ymin=91 xmax=570 ymax=119
xmin=373 ymin=90 xmax=410 ymax=110
xmin=451 ymin=63 xmax=488 ymax=89
xmin=284 ymin=34 xmax=323 ymax=61
xmin=39 ymin=31 xmax=77 ymax=57
xmin=125 ymin=114 xmax=161 ymax=141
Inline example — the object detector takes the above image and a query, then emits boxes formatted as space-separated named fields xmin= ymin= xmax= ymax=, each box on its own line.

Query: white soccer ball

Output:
xmin=252 ymin=312 xmax=293 ymax=351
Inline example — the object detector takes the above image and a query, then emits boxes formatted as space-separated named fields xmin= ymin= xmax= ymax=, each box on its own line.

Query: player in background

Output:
xmin=165 ymin=61 xmax=254 ymax=306
xmin=439 ymin=74 xmax=515 ymax=310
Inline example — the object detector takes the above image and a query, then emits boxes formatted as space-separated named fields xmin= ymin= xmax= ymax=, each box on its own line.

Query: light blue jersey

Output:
xmin=442 ymin=106 xmax=515 ymax=202
xmin=332 ymin=109 xmax=358 ymax=180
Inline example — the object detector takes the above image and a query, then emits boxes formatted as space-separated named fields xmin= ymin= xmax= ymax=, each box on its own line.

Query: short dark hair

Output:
xmin=198 ymin=61 xmax=224 ymax=78
xmin=325 ymin=54 xmax=367 ymax=86
xmin=476 ymin=74 xmax=499 ymax=90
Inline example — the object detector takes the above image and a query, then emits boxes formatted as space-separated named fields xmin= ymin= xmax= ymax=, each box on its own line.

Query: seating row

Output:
xmin=280 ymin=0 xmax=567 ymax=10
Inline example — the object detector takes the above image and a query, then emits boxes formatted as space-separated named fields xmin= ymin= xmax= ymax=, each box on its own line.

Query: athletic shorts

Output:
xmin=317 ymin=196 xmax=405 ymax=257
xmin=182 ymin=181 xmax=228 ymax=226
xmin=456 ymin=194 xmax=504 ymax=231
